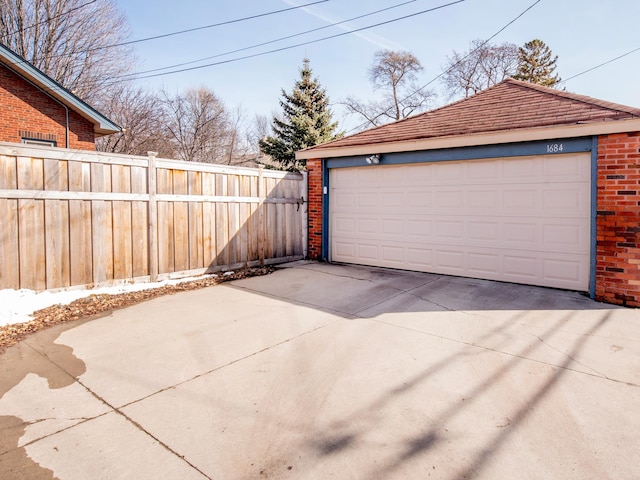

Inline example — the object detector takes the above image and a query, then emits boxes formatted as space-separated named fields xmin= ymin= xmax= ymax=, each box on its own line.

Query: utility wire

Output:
xmin=127 ymin=0 xmax=422 ymax=77
xmin=559 ymin=46 xmax=640 ymax=84
xmin=0 ymin=0 xmax=99 ymax=39
xmin=347 ymin=0 xmax=542 ymax=133
xmin=86 ymin=0 xmax=330 ymax=53
xmin=120 ymin=0 xmax=467 ymax=81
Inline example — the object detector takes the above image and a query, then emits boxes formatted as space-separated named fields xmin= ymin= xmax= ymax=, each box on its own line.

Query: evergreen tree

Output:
xmin=513 ymin=39 xmax=561 ymax=87
xmin=259 ymin=58 xmax=341 ymax=171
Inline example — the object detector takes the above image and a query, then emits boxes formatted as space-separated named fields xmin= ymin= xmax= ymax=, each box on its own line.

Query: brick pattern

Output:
xmin=596 ymin=132 xmax=640 ymax=307
xmin=307 ymin=158 xmax=323 ymax=259
xmin=0 ymin=64 xmax=96 ymax=150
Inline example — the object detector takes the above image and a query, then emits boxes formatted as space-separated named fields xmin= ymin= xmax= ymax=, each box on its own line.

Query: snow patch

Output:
xmin=0 ymin=274 xmax=217 ymax=327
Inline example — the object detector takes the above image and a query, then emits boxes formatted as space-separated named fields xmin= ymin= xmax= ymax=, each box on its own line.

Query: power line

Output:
xmin=559 ymin=46 xmax=640 ymax=84
xmin=347 ymin=0 xmax=542 ymax=133
xmin=0 ymin=0 xmax=99 ymax=39
xmin=87 ymin=0 xmax=330 ymax=53
xmin=125 ymin=0 xmax=422 ymax=77
xmin=120 ymin=0 xmax=468 ymax=81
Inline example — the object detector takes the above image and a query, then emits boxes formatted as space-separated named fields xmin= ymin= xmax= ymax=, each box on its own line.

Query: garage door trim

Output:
xmin=320 ymin=136 xmax=598 ymax=295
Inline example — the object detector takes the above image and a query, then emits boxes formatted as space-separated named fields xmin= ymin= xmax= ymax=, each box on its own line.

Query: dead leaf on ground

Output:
xmin=0 ymin=267 xmax=274 ymax=353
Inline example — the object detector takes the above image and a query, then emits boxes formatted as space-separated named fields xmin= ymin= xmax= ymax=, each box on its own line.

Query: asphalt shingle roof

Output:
xmin=305 ymin=78 xmax=640 ymax=152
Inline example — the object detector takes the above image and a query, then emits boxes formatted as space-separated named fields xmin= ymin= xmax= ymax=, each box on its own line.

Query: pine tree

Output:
xmin=259 ymin=58 xmax=341 ymax=171
xmin=513 ymin=39 xmax=561 ymax=87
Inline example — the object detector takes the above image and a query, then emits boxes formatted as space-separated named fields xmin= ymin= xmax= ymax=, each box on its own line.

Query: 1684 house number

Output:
xmin=546 ymin=143 xmax=564 ymax=153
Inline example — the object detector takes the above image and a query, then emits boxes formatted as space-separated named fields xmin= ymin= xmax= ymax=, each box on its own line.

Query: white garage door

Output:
xmin=330 ymin=153 xmax=591 ymax=291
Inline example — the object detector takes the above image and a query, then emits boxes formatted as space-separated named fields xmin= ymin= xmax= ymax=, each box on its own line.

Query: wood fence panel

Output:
xmin=156 ymin=168 xmax=174 ymax=274
xmin=285 ymin=180 xmax=295 ymax=258
xmin=17 ymin=158 xmax=46 ymax=289
xmin=130 ymin=166 xmax=148 ymax=277
xmin=91 ymin=200 xmax=114 ymax=283
xmin=44 ymin=159 xmax=70 ymax=289
xmin=215 ymin=174 xmax=229 ymax=267
xmin=0 ymin=144 xmax=306 ymax=290
xmin=0 ymin=155 xmax=20 ymax=289
xmin=227 ymin=174 xmax=240 ymax=265
xmin=172 ymin=169 xmax=189 ymax=272
xmin=188 ymin=170 xmax=203 ymax=270
xmin=68 ymin=161 xmax=92 ymax=285
xmin=201 ymin=172 xmax=216 ymax=269
xmin=112 ymin=164 xmax=133 ymax=280
xmin=90 ymin=162 xmax=114 ymax=284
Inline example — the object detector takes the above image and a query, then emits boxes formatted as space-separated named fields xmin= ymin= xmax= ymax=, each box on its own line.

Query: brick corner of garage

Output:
xmin=595 ymin=131 xmax=640 ymax=307
xmin=306 ymin=157 xmax=324 ymax=259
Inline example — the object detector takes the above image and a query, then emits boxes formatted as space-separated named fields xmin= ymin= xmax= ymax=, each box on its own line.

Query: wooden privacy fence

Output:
xmin=0 ymin=143 xmax=307 ymax=291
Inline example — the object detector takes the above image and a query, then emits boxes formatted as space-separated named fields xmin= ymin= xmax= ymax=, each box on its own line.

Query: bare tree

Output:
xmin=442 ymin=40 xmax=518 ymax=99
xmin=95 ymin=85 xmax=174 ymax=158
xmin=343 ymin=50 xmax=435 ymax=128
xmin=0 ymin=0 xmax=134 ymax=102
xmin=160 ymin=87 xmax=232 ymax=163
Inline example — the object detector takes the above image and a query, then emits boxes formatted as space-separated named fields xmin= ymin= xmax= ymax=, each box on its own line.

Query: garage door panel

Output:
xmin=330 ymin=154 xmax=591 ymax=291
xmin=542 ymin=153 xmax=591 ymax=179
xmin=468 ymin=221 xmax=500 ymax=241
xmin=357 ymin=244 xmax=378 ymax=261
xmin=468 ymin=252 xmax=500 ymax=275
xmin=334 ymin=216 xmax=355 ymax=234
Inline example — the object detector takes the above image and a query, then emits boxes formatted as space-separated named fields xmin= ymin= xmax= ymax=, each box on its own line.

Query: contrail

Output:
xmin=282 ymin=0 xmax=405 ymax=50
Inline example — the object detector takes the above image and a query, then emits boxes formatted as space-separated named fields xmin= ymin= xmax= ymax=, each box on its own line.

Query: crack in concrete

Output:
xmin=119 ymin=323 xmax=331 ymax=409
xmin=353 ymin=279 xmax=446 ymax=316
xmin=14 ymin=322 xmax=335 ymax=479
xmin=19 ymin=342 xmax=214 ymax=480
xmin=374 ymin=319 xmax=640 ymax=389
xmin=526 ymin=330 xmax=611 ymax=379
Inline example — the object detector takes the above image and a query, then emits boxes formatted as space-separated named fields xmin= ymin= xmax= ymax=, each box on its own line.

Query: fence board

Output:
xmin=69 ymin=200 xmax=93 ymax=285
xmin=0 ymin=143 xmax=306 ymax=290
xmin=0 ymin=155 xmax=19 ymax=288
xmin=131 ymin=167 xmax=148 ymax=277
xmin=188 ymin=171 xmax=203 ymax=269
xmin=202 ymin=172 xmax=216 ymax=268
xmin=157 ymin=168 xmax=175 ymax=274
xmin=112 ymin=165 xmax=133 ymax=280
xmin=91 ymin=200 xmax=114 ymax=283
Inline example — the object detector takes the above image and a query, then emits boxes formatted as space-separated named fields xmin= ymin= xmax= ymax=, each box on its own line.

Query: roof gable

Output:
xmin=0 ymin=43 xmax=120 ymax=135
xmin=301 ymin=79 xmax=640 ymax=156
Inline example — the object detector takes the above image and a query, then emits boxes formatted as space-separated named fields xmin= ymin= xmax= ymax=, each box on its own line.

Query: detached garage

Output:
xmin=298 ymin=79 xmax=640 ymax=307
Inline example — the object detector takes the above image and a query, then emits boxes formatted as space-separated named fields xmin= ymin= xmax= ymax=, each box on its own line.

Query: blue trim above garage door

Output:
xmin=325 ymin=137 xmax=593 ymax=169
xmin=321 ymin=136 xmax=597 ymax=294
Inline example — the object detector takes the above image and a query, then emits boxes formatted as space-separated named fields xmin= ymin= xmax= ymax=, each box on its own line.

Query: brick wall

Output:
xmin=0 ymin=64 xmax=96 ymax=150
xmin=596 ymin=132 xmax=640 ymax=307
xmin=307 ymin=158 xmax=323 ymax=259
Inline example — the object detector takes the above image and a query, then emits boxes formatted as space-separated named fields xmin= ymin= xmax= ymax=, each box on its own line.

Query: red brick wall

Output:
xmin=596 ymin=132 xmax=640 ymax=307
xmin=307 ymin=158 xmax=323 ymax=259
xmin=0 ymin=64 xmax=96 ymax=150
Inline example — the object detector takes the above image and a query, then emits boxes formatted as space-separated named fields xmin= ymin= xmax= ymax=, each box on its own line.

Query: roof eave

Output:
xmin=0 ymin=45 xmax=121 ymax=135
xmin=296 ymin=118 xmax=640 ymax=160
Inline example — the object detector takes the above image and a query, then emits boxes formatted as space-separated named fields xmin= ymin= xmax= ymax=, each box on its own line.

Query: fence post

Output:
xmin=257 ymin=165 xmax=265 ymax=266
xmin=147 ymin=152 xmax=159 ymax=282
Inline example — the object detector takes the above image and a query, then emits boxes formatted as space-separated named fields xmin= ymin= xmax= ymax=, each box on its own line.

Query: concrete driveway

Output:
xmin=1 ymin=261 xmax=639 ymax=480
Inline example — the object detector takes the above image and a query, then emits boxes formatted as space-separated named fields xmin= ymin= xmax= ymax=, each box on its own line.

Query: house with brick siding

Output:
xmin=297 ymin=79 xmax=640 ymax=307
xmin=0 ymin=42 xmax=120 ymax=150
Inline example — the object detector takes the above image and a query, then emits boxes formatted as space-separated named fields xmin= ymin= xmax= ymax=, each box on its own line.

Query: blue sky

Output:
xmin=116 ymin=0 xmax=640 ymax=133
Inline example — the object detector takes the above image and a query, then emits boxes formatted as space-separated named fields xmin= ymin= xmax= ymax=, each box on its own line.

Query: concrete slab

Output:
xmin=24 ymin=412 xmax=208 ymax=480
xmin=1 ymin=262 xmax=639 ymax=480
xmin=50 ymin=286 xmax=335 ymax=408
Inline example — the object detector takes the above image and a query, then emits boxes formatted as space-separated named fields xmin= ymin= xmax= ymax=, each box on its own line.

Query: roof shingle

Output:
xmin=304 ymin=79 xmax=640 ymax=152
